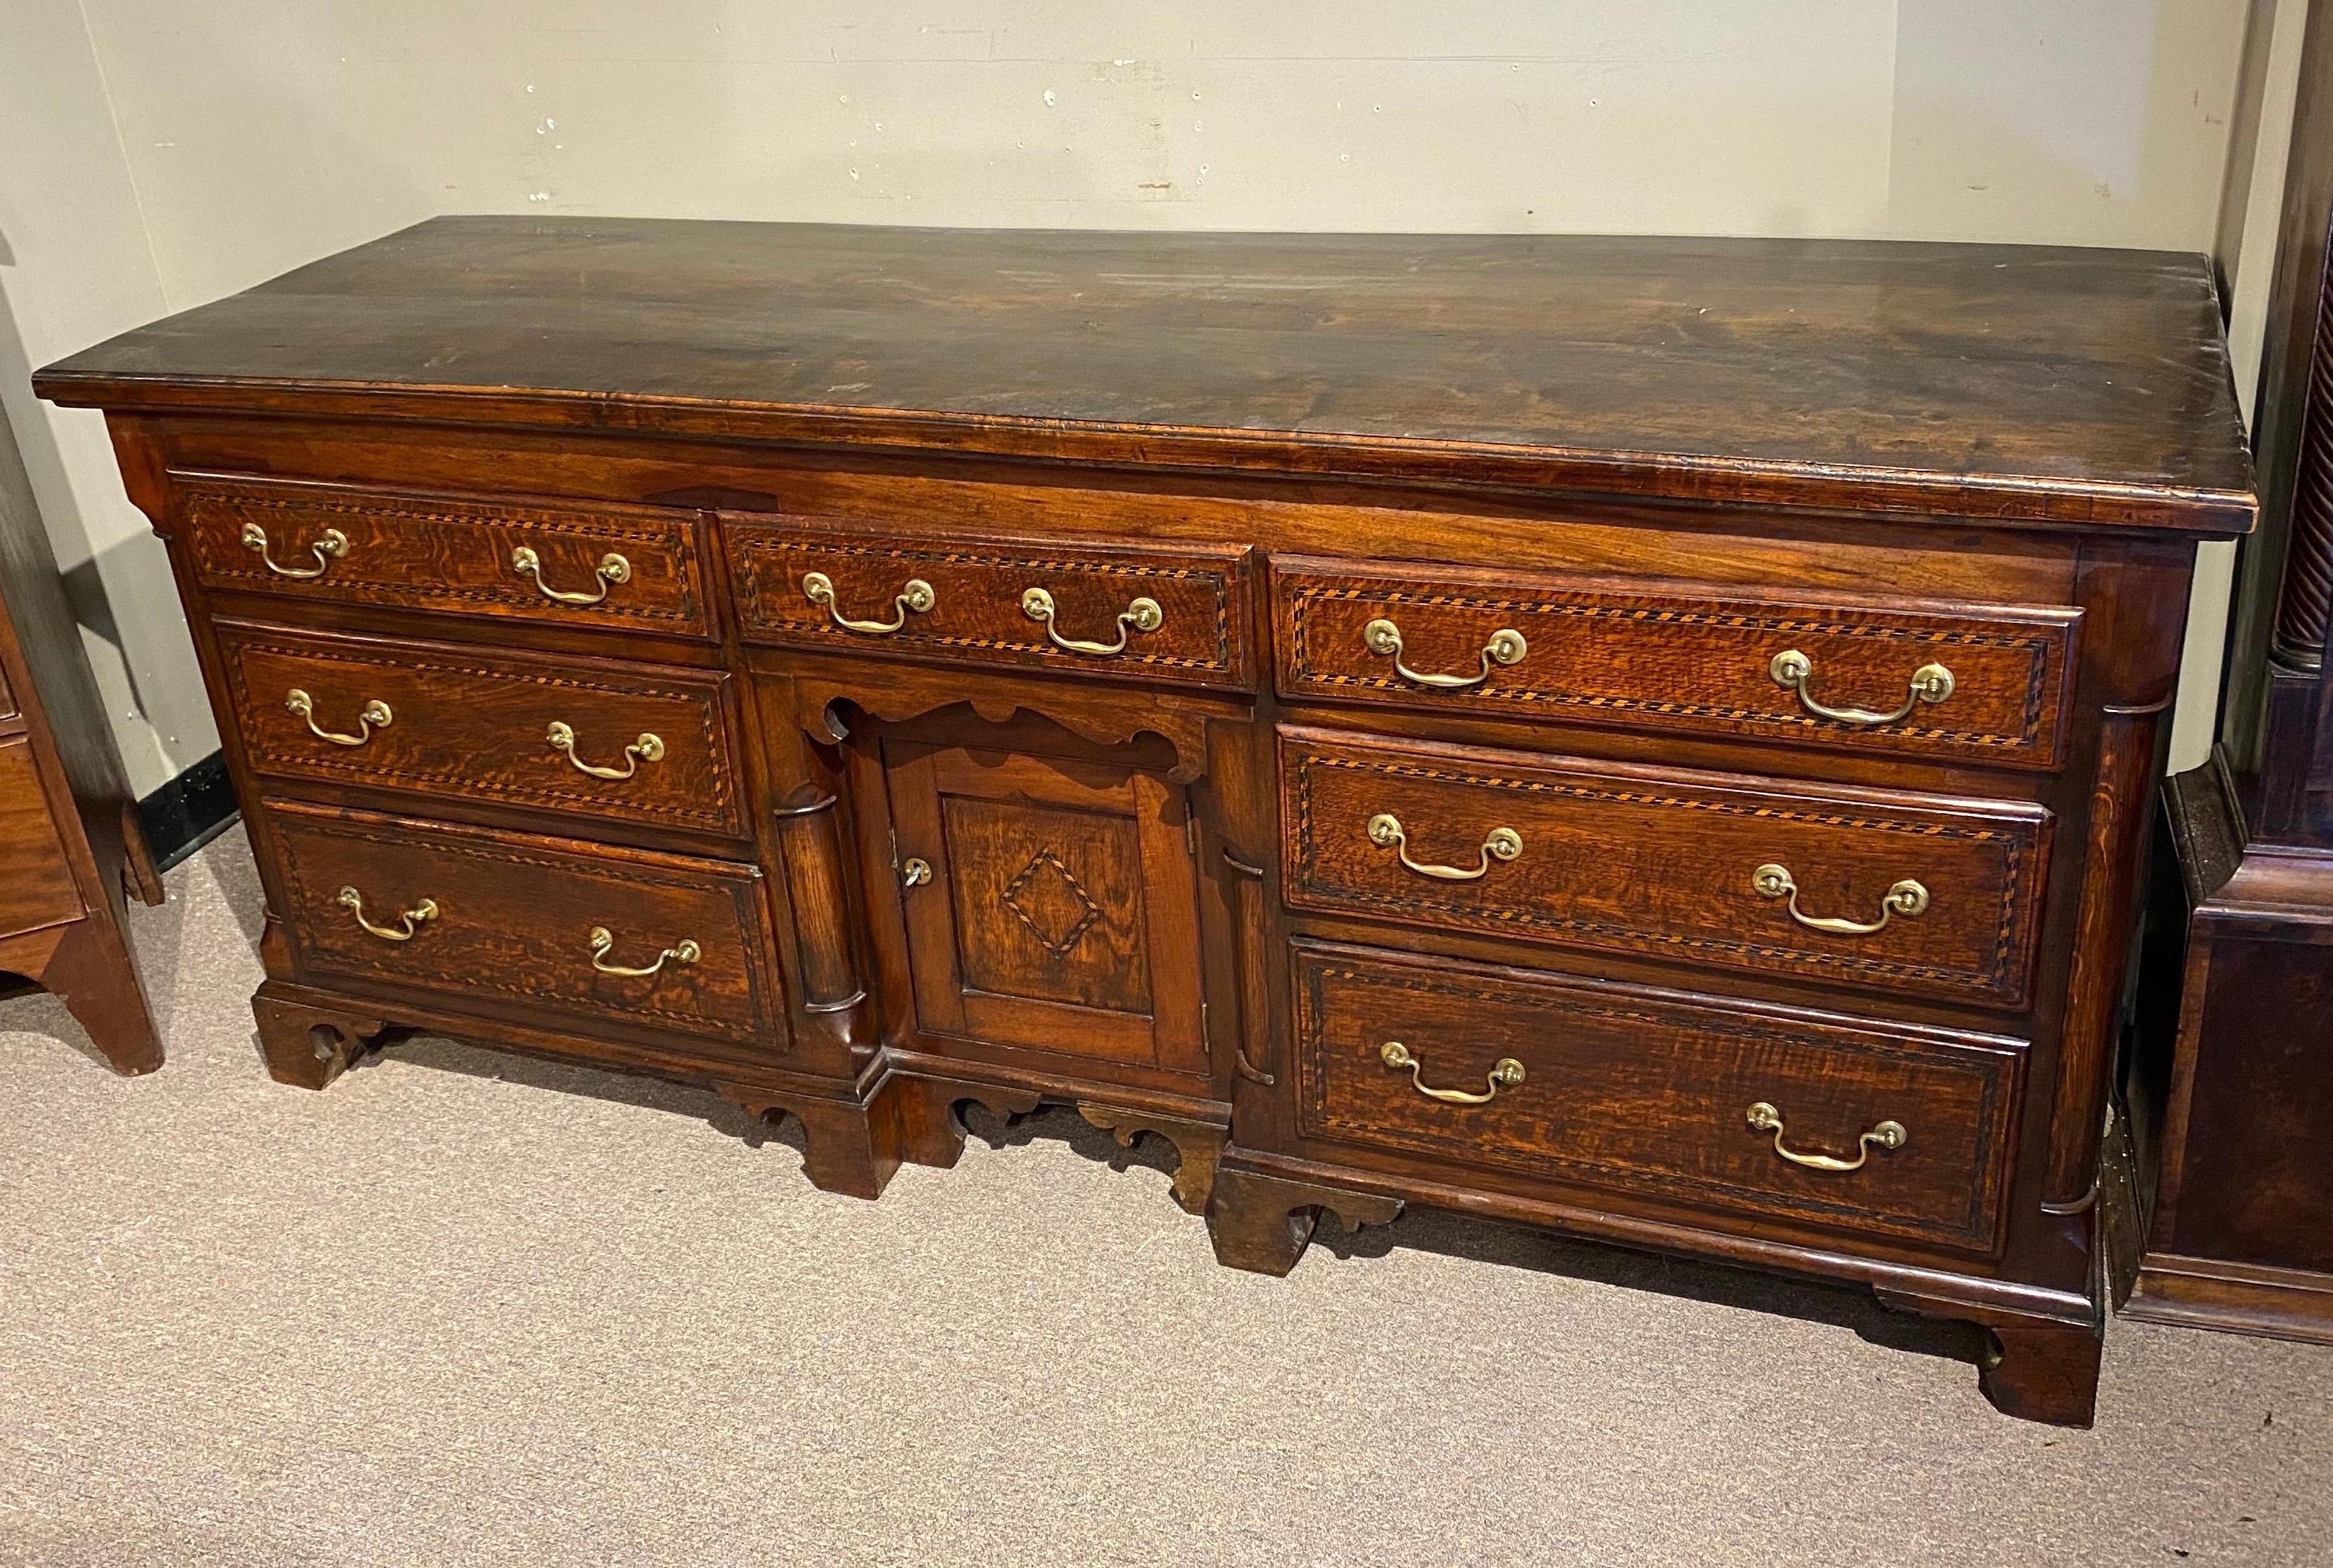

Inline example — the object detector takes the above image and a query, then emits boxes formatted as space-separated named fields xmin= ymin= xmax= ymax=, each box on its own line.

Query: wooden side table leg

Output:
xmin=35 ymin=918 xmax=163 ymax=1076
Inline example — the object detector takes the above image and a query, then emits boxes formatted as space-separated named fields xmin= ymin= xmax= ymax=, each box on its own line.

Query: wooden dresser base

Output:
xmin=252 ymin=974 xmax=1229 ymax=1209
xmin=36 ymin=218 xmax=2258 ymax=1429
xmin=1207 ymin=1148 xmax=2106 ymax=1426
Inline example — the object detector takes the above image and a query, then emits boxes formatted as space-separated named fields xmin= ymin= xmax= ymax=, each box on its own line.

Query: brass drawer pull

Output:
xmin=1367 ymin=812 xmax=1522 ymax=881
xmin=1380 ymin=1040 xmax=1525 ymax=1104
xmin=1753 ymin=862 xmax=1928 ymax=934
xmin=1769 ymin=649 xmax=1955 ymax=726
xmin=512 ymin=545 xmax=630 ymax=606
xmin=901 ymin=857 xmax=934 ymax=887
xmin=803 ymin=570 xmax=935 ymax=634
xmin=1363 ymin=617 xmax=1528 ymax=690
xmin=241 ymin=521 xmax=347 ymax=579
xmin=546 ymin=721 xmax=663 ymax=780
xmin=338 ymin=885 xmax=438 ymax=942
xmin=286 ymin=688 xmax=391 ymax=747
xmin=1020 ymin=586 xmax=1163 ymax=656
xmin=589 ymin=926 xmax=701 ymax=977
xmin=1746 ymin=1101 xmax=1907 ymax=1172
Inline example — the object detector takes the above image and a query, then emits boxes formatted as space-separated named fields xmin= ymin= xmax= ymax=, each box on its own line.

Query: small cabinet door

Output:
xmin=885 ymin=740 xmax=1207 ymax=1076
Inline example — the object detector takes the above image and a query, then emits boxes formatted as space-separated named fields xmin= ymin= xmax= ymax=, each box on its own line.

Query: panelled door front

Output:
xmin=884 ymin=739 xmax=1206 ymax=1076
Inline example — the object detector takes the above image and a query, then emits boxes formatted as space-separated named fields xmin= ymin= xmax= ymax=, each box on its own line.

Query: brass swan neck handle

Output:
xmin=1363 ymin=617 xmax=1528 ymax=690
xmin=1746 ymin=1101 xmax=1907 ymax=1172
xmin=588 ymin=927 xmax=701 ymax=977
xmin=1380 ymin=1040 xmax=1525 ymax=1104
xmin=803 ymin=571 xmax=935 ymax=635
xmin=1368 ymin=812 xmax=1523 ymax=881
xmin=512 ymin=546 xmax=630 ymax=606
xmin=1769 ymin=649 xmax=1954 ymax=727
xmin=1021 ymin=586 xmax=1163 ymax=656
xmin=1752 ymin=863 xmax=1927 ymax=935
xmin=338 ymin=885 xmax=437 ymax=942
xmin=286 ymin=688 xmax=391 ymax=748
xmin=242 ymin=522 xmax=349 ymax=579
xmin=547 ymin=721 xmax=663 ymax=780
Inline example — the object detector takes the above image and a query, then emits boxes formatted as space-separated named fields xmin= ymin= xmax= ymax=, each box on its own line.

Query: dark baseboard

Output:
xmin=137 ymin=751 xmax=239 ymax=873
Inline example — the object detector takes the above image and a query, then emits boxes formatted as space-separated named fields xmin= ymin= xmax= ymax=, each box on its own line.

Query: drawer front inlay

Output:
xmin=269 ymin=801 xmax=779 ymax=1046
xmin=1294 ymin=941 xmax=2024 ymax=1252
xmin=217 ymin=624 xmax=744 ymax=838
xmin=180 ymin=474 xmax=711 ymax=638
xmin=1281 ymin=728 xmax=2052 ymax=1005
xmin=726 ymin=517 xmax=1253 ymax=689
xmin=1274 ymin=556 xmax=2078 ymax=768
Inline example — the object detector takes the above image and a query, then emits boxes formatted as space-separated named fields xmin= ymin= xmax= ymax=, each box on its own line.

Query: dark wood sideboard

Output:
xmin=0 ymin=382 xmax=165 ymax=1070
xmin=36 ymin=218 xmax=2253 ymax=1424
xmin=2123 ymin=1 xmax=2333 ymax=1346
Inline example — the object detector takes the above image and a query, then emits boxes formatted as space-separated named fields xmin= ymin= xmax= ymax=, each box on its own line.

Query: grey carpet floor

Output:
xmin=2 ymin=826 xmax=2329 ymax=1567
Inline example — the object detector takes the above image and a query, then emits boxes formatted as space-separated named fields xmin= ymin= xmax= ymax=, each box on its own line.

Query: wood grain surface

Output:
xmin=177 ymin=472 xmax=713 ymax=639
xmin=1280 ymin=726 xmax=2052 ymax=1005
xmin=214 ymin=620 xmax=747 ymax=838
xmin=1273 ymin=554 xmax=2079 ymax=768
xmin=1291 ymin=940 xmax=2025 ymax=1253
xmin=268 ymin=800 xmax=782 ymax=1047
xmin=38 ymin=217 xmax=2252 ymax=531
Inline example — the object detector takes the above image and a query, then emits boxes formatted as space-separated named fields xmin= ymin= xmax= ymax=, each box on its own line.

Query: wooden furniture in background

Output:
xmin=0 ymin=393 xmax=165 ymax=1071
xmin=36 ymin=217 xmax=2254 ymax=1423
xmin=2124 ymin=0 xmax=2333 ymax=1346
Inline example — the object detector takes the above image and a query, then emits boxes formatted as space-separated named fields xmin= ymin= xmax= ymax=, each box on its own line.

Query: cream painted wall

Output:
xmin=0 ymin=0 xmax=218 ymax=793
xmin=0 ymin=1 xmax=2261 ymax=792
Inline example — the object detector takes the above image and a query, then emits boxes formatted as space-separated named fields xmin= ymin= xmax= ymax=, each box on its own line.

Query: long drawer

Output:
xmin=1292 ymin=941 xmax=2025 ymax=1254
xmin=178 ymin=473 xmax=713 ymax=639
xmin=1272 ymin=555 xmax=2078 ymax=769
xmin=267 ymin=801 xmax=782 ymax=1047
xmin=726 ymin=515 xmax=1255 ymax=689
xmin=216 ymin=622 xmax=747 ymax=838
xmin=1281 ymin=727 xmax=2052 ymax=1006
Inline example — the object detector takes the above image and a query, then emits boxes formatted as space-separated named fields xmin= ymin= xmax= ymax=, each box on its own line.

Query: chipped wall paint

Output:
xmin=0 ymin=1 xmax=2266 ymax=789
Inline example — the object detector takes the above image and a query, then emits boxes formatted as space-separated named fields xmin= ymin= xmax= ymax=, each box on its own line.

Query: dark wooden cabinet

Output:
xmin=0 ymin=397 xmax=166 ymax=1071
xmin=2123 ymin=1 xmax=2333 ymax=1346
xmin=36 ymin=216 xmax=2254 ymax=1425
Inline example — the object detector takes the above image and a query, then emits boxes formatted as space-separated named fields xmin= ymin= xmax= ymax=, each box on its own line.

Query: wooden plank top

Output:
xmin=36 ymin=216 xmax=2254 ymax=532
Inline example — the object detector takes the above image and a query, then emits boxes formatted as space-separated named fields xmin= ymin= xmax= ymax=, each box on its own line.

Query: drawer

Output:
xmin=216 ymin=623 xmax=747 ymax=838
xmin=268 ymin=800 xmax=781 ymax=1047
xmin=0 ymin=737 xmax=81 ymax=935
xmin=1281 ymin=728 xmax=2051 ymax=1006
xmin=1272 ymin=556 xmax=2078 ymax=769
xmin=178 ymin=474 xmax=712 ymax=638
xmin=726 ymin=515 xmax=1254 ymax=690
xmin=1292 ymin=941 xmax=2025 ymax=1254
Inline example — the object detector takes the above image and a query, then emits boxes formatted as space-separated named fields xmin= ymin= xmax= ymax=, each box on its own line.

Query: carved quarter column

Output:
xmin=769 ymin=784 xmax=872 ymax=1057
xmin=2043 ymin=541 xmax=2193 ymax=1214
xmin=2044 ymin=695 xmax=2172 ymax=1211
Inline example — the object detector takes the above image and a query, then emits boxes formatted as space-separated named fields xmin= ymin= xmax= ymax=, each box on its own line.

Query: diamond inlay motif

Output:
xmin=1000 ymin=849 xmax=1104 ymax=957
